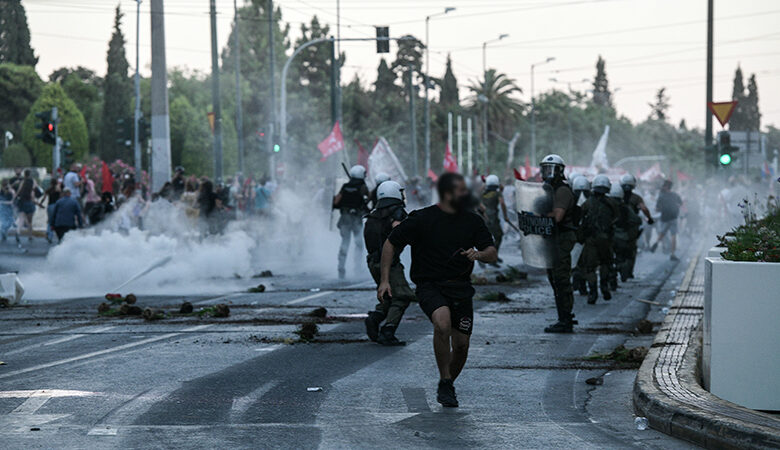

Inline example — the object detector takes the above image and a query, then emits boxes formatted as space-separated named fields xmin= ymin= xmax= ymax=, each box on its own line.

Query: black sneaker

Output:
xmin=601 ymin=285 xmax=612 ymax=301
xmin=437 ymin=379 xmax=459 ymax=407
xmin=364 ymin=312 xmax=382 ymax=342
xmin=650 ymin=242 xmax=658 ymax=253
xmin=670 ymin=254 xmax=679 ymax=261
xmin=376 ymin=327 xmax=405 ymax=346
xmin=544 ymin=321 xmax=574 ymax=333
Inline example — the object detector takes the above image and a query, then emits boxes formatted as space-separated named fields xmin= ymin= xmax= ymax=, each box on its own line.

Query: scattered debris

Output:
xmin=477 ymin=292 xmax=509 ymax=302
xmin=495 ymin=266 xmax=528 ymax=283
xmin=635 ymin=416 xmax=649 ymax=431
xmin=296 ymin=322 xmax=319 ymax=341
xmin=309 ymin=288 xmax=321 ymax=292
xmin=119 ymin=303 xmax=143 ymax=316
xmin=586 ymin=377 xmax=604 ymax=386
xmin=0 ymin=297 xmax=11 ymax=308
xmin=97 ymin=302 xmax=111 ymax=314
xmin=471 ymin=275 xmax=488 ymax=285
xmin=661 ymin=307 xmax=670 ymax=315
xmin=142 ymin=308 xmax=164 ymax=321
xmin=308 ymin=307 xmax=328 ymax=318
xmin=253 ymin=270 xmax=274 ymax=278
xmin=0 ymin=361 xmax=6 ymax=365
xmin=105 ymin=293 xmax=123 ymax=304
xmin=248 ymin=284 xmax=266 ymax=293
xmin=213 ymin=303 xmax=230 ymax=318
xmin=124 ymin=294 xmax=137 ymax=305
xmin=636 ymin=319 xmax=653 ymax=334
xmin=485 ymin=341 xmax=491 ymax=345
xmin=635 ymin=298 xmax=662 ymax=306
xmin=179 ymin=302 xmax=194 ymax=314
xmin=307 ymin=387 xmax=323 ymax=392
xmin=587 ymin=345 xmax=648 ymax=364
xmin=0 ymin=273 xmax=24 ymax=305
xmin=30 ymin=427 xmax=40 ymax=431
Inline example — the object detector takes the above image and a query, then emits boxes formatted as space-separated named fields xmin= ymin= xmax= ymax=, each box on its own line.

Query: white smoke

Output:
xmin=21 ymin=187 xmax=365 ymax=301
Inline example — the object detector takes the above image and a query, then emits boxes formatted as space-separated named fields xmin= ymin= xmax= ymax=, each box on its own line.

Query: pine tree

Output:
xmin=440 ymin=54 xmax=459 ymax=108
xmin=100 ymin=5 xmax=133 ymax=162
xmin=648 ymin=87 xmax=670 ymax=121
xmin=374 ymin=59 xmax=398 ymax=98
xmin=592 ymin=55 xmax=611 ymax=107
xmin=0 ymin=0 xmax=37 ymax=66
xmin=391 ymin=35 xmax=424 ymax=98
xmin=729 ymin=65 xmax=748 ymax=131
xmin=745 ymin=74 xmax=760 ymax=131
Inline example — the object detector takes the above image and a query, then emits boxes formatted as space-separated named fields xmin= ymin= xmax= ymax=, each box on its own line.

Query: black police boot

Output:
xmin=437 ymin=379 xmax=459 ymax=407
xmin=587 ymin=282 xmax=598 ymax=304
xmin=376 ymin=325 xmax=405 ymax=346
xmin=544 ymin=318 xmax=574 ymax=333
xmin=364 ymin=311 xmax=383 ymax=342
xmin=601 ymin=282 xmax=612 ymax=301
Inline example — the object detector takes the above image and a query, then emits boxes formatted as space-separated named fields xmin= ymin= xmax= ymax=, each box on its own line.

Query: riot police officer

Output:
xmin=363 ymin=181 xmax=416 ymax=346
xmin=541 ymin=154 xmax=579 ymax=334
xmin=368 ymin=172 xmax=391 ymax=210
xmin=618 ymin=174 xmax=654 ymax=279
xmin=579 ymin=175 xmax=618 ymax=304
xmin=482 ymin=174 xmax=510 ymax=260
xmin=333 ymin=165 xmax=370 ymax=279
xmin=571 ymin=175 xmax=591 ymax=296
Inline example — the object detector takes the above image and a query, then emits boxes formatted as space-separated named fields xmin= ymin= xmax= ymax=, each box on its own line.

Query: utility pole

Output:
xmin=457 ymin=115 xmax=462 ymax=171
xmin=133 ymin=0 xmax=142 ymax=185
xmin=466 ymin=117 xmax=472 ymax=175
xmin=705 ymin=0 xmax=714 ymax=174
xmin=530 ymin=57 xmax=555 ymax=167
xmin=330 ymin=39 xmax=338 ymax=125
xmin=233 ymin=0 xmax=244 ymax=174
xmin=447 ymin=112 xmax=452 ymax=155
xmin=267 ymin=0 xmax=276 ymax=179
xmin=408 ymin=67 xmax=418 ymax=177
xmin=424 ymin=7 xmax=455 ymax=177
xmin=51 ymin=107 xmax=59 ymax=171
xmin=150 ymin=0 xmax=172 ymax=192
xmin=209 ymin=0 xmax=223 ymax=182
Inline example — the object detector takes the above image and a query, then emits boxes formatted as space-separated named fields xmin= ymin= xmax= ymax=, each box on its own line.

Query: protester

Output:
xmin=380 ymin=172 xmax=497 ymax=407
xmin=49 ymin=188 xmax=83 ymax=242
xmin=12 ymin=169 xmax=41 ymax=243
xmin=0 ymin=180 xmax=14 ymax=242
xmin=88 ymin=192 xmax=115 ymax=225
xmin=254 ymin=178 xmax=274 ymax=216
xmin=42 ymin=177 xmax=63 ymax=243
xmin=171 ymin=166 xmax=186 ymax=200
xmin=63 ymin=164 xmax=82 ymax=202
xmin=650 ymin=180 xmax=683 ymax=261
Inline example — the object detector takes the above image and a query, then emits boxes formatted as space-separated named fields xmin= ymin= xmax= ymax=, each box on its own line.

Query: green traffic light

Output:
xmin=273 ymin=144 xmax=281 ymax=153
xmin=719 ymin=153 xmax=732 ymax=165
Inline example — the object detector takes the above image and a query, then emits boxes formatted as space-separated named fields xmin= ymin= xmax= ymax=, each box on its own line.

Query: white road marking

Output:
xmin=253 ymin=345 xmax=282 ymax=352
xmin=285 ymin=290 xmax=333 ymax=305
xmin=4 ymin=326 xmax=115 ymax=357
xmin=0 ymin=325 xmax=211 ymax=380
xmin=230 ymin=381 xmax=278 ymax=422
xmin=0 ymin=389 xmax=100 ymax=399
xmin=11 ymin=392 xmax=52 ymax=415
xmin=88 ymin=426 xmax=118 ymax=436
xmin=345 ymin=280 xmax=373 ymax=289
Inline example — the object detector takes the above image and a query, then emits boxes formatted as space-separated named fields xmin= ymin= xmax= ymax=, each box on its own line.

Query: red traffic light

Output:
xmin=47 ymin=123 xmax=54 ymax=132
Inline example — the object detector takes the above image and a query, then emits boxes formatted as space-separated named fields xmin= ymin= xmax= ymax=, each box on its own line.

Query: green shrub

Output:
xmin=718 ymin=196 xmax=780 ymax=263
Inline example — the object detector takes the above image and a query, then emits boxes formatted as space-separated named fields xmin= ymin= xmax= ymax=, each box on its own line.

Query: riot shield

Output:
xmin=514 ymin=180 xmax=555 ymax=269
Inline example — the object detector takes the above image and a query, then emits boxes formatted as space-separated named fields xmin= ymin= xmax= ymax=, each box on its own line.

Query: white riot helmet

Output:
xmin=540 ymin=154 xmax=565 ymax=182
xmin=349 ymin=165 xmax=366 ymax=180
xmin=485 ymin=174 xmax=500 ymax=187
xmin=374 ymin=172 xmax=390 ymax=185
xmin=572 ymin=175 xmax=590 ymax=192
xmin=620 ymin=173 xmax=637 ymax=191
xmin=591 ymin=174 xmax=611 ymax=194
xmin=608 ymin=181 xmax=624 ymax=198
xmin=569 ymin=171 xmax=582 ymax=182
xmin=376 ymin=180 xmax=404 ymax=207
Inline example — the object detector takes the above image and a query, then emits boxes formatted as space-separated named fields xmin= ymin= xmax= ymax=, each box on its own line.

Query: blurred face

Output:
xmin=442 ymin=179 xmax=469 ymax=210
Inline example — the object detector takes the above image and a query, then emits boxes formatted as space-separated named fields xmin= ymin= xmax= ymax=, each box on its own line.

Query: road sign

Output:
xmin=707 ymin=101 xmax=737 ymax=127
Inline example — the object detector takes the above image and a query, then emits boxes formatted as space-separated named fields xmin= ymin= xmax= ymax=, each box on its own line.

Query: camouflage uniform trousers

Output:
xmin=487 ymin=220 xmax=504 ymax=252
xmin=546 ymin=230 xmax=577 ymax=322
xmin=368 ymin=261 xmax=416 ymax=329
xmin=337 ymin=212 xmax=364 ymax=273
xmin=581 ymin=234 xmax=613 ymax=287
xmin=613 ymin=234 xmax=636 ymax=281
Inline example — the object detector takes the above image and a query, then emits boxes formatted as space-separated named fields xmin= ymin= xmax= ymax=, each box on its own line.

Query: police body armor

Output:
xmin=363 ymin=202 xmax=406 ymax=265
xmin=615 ymin=195 xmax=642 ymax=241
xmin=482 ymin=188 xmax=500 ymax=226
xmin=337 ymin=179 xmax=368 ymax=215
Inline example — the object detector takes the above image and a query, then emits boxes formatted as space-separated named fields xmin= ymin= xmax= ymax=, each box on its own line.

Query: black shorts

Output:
xmin=416 ymin=281 xmax=475 ymax=335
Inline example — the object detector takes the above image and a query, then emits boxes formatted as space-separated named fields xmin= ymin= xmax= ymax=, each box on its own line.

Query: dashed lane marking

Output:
xmin=285 ymin=290 xmax=333 ymax=305
xmin=4 ymin=326 xmax=116 ymax=357
xmin=0 ymin=325 xmax=211 ymax=380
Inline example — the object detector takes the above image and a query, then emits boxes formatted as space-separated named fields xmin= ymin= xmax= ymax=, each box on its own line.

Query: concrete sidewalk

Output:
xmin=633 ymin=254 xmax=780 ymax=449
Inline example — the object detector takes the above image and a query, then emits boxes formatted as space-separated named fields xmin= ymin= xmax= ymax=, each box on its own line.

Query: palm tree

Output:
xmin=468 ymin=69 xmax=524 ymax=146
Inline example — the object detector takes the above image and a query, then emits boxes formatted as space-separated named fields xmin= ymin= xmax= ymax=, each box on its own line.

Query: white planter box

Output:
xmin=707 ymin=246 xmax=726 ymax=258
xmin=704 ymin=257 xmax=780 ymax=411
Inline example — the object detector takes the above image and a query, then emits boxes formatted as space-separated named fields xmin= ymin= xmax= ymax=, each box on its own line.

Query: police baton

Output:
xmin=341 ymin=163 xmax=351 ymax=178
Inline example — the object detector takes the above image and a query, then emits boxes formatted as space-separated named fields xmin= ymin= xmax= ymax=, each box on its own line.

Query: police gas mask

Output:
xmin=621 ymin=184 xmax=633 ymax=193
xmin=540 ymin=164 xmax=563 ymax=184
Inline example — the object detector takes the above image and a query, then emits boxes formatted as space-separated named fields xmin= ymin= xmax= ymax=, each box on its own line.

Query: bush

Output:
xmin=719 ymin=196 xmax=780 ymax=263
xmin=1 ymin=142 xmax=31 ymax=167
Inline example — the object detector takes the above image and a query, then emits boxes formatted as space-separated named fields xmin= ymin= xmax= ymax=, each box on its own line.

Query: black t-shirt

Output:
xmin=656 ymin=191 xmax=682 ymax=221
xmin=388 ymin=205 xmax=494 ymax=284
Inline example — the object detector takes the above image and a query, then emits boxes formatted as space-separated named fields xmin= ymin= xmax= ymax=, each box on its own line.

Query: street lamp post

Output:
xmin=530 ymin=56 xmax=554 ymax=166
xmin=133 ymin=0 xmax=142 ymax=186
xmin=424 ymin=7 xmax=455 ymax=176
xmin=549 ymin=77 xmax=588 ymax=163
xmin=481 ymin=33 xmax=508 ymax=75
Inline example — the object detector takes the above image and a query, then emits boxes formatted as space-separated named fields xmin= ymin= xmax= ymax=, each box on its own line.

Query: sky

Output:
xmin=23 ymin=0 xmax=780 ymax=131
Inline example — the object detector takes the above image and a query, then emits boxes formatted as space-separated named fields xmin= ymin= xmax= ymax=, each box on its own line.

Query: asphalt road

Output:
xmin=0 ymin=236 xmax=697 ymax=449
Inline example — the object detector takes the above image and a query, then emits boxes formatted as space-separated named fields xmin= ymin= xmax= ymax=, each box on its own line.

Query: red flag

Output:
xmin=676 ymin=170 xmax=692 ymax=182
xmin=317 ymin=121 xmax=345 ymax=161
xmin=513 ymin=168 xmax=524 ymax=181
xmin=427 ymin=169 xmax=439 ymax=183
xmin=524 ymin=155 xmax=532 ymax=179
xmin=101 ymin=161 xmax=114 ymax=194
xmin=354 ymin=138 xmax=369 ymax=171
xmin=443 ymin=143 xmax=458 ymax=173
xmin=79 ymin=165 xmax=87 ymax=178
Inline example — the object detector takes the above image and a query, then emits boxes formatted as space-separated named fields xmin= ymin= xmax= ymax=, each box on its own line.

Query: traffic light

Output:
xmin=61 ymin=141 xmax=74 ymax=167
xmin=273 ymin=143 xmax=281 ymax=153
xmin=376 ymin=26 xmax=390 ymax=53
xmin=116 ymin=118 xmax=131 ymax=147
xmin=138 ymin=116 xmax=151 ymax=142
xmin=35 ymin=110 xmax=56 ymax=144
xmin=717 ymin=131 xmax=738 ymax=166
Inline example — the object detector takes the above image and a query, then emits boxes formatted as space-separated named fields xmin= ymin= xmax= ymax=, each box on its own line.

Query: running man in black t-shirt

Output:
xmin=379 ymin=172 xmax=497 ymax=407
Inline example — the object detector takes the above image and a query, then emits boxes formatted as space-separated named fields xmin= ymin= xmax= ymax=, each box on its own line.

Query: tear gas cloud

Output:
xmin=22 ymin=187 xmax=364 ymax=301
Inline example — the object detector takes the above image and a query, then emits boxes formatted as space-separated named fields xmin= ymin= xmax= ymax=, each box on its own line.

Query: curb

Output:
xmin=633 ymin=254 xmax=780 ymax=449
